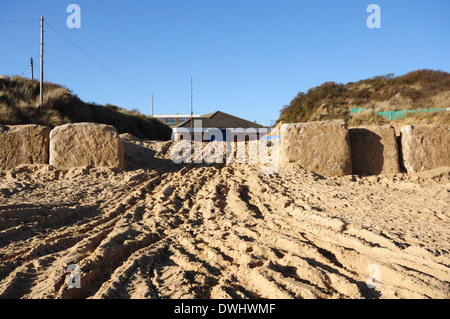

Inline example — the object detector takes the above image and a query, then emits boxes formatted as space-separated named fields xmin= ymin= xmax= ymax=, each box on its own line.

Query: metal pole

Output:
xmin=39 ymin=16 xmax=44 ymax=106
xmin=151 ymin=95 xmax=154 ymax=117
xmin=30 ymin=57 xmax=34 ymax=81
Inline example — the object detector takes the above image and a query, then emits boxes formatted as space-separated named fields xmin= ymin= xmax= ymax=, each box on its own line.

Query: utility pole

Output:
xmin=190 ymin=76 xmax=193 ymax=140
xmin=39 ymin=16 xmax=44 ymax=107
xmin=30 ymin=57 xmax=34 ymax=81
xmin=151 ymin=95 xmax=154 ymax=117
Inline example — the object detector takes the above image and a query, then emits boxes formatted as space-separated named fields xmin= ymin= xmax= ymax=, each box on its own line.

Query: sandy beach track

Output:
xmin=0 ymin=138 xmax=449 ymax=299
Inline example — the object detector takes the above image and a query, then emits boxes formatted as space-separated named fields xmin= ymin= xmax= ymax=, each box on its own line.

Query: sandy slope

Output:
xmin=0 ymin=136 xmax=449 ymax=299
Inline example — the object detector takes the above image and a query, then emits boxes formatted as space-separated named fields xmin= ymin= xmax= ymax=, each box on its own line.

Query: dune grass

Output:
xmin=278 ymin=69 xmax=450 ymax=125
xmin=0 ymin=76 xmax=172 ymax=140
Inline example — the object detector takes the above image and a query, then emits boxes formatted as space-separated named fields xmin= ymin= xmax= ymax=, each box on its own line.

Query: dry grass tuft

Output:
xmin=278 ymin=69 xmax=450 ymax=126
xmin=0 ymin=76 xmax=172 ymax=140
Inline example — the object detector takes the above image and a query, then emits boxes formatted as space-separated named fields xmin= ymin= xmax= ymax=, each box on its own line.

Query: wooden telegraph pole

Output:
xmin=30 ymin=57 xmax=34 ymax=81
xmin=39 ymin=16 xmax=44 ymax=107
xmin=190 ymin=76 xmax=193 ymax=140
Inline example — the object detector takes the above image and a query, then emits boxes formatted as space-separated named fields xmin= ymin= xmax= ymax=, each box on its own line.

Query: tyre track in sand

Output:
xmin=0 ymin=168 xmax=163 ymax=298
xmin=0 ymin=140 xmax=449 ymax=299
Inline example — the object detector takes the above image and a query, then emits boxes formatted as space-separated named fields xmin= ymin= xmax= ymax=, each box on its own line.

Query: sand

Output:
xmin=0 ymin=137 xmax=449 ymax=299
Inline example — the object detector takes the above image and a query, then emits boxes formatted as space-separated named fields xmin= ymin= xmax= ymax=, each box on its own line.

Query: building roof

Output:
xmin=175 ymin=111 xmax=265 ymax=129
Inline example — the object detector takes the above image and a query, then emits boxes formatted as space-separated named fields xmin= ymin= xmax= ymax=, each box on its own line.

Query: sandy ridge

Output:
xmin=0 ymin=139 xmax=449 ymax=299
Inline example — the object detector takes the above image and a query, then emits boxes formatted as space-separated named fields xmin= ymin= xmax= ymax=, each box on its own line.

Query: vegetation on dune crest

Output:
xmin=278 ymin=69 xmax=450 ymax=126
xmin=0 ymin=76 xmax=172 ymax=140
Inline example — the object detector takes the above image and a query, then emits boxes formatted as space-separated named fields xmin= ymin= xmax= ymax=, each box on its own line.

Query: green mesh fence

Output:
xmin=350 ymin=107 xmax=449 ymax=120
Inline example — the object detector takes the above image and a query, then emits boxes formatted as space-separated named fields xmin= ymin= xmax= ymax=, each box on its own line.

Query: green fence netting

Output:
xmin=350 ymin=107 xmax=449 ymax=120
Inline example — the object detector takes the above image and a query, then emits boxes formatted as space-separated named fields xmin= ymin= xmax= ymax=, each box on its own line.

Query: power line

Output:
xmin=153 ymin=96 xmax=182 ymax=114
xmin=0 ymin=19 xmax=39 ymax=23
xmin=2 ymin=17 xmax=183 ymax=114
xmin=44 ymin=20 xmax=182 ymax=114
xmin=20 ymin=63 xmax=30 ymax=76
xmin=1 ymin=17 xmax=41 ymax=83
xmin=45 ymin=21 xmax=145 ymax=94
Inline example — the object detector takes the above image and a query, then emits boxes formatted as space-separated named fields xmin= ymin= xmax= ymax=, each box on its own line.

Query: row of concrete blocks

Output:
xmin=0 ymin=123 xmax=125 ymax=171
xmin=280 ymin=120 xmax=450 ymax=176
xmin=1 ymin=121 xmax=449 ymax=176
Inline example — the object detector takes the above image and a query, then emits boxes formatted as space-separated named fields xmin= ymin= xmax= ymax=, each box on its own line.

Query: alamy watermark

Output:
xmin=367 ymin=4 xmax=381 ymax=29
xmin=366 ymin=264 xmax=381 ymax=289
xmin=171 ymin=121 xmax=280 ymax=174
xmin=66 ymin=4 xmax=380 ymax=30
xmin=66 ymin=264 xmax=81 ymax=289
xmin=66 ymin=4 xmax=81 ymax=29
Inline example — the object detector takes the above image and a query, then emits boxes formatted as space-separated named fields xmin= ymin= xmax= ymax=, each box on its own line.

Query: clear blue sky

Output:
xmin=1 ymin=0 xmax=449 ymax=126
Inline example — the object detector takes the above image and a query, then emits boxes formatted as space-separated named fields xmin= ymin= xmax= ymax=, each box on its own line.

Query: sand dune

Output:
xmin=0 ymin=137 xmax=449 ymax=299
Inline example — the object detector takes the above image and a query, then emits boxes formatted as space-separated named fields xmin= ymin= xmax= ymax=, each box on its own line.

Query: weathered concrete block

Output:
xmin=0 ymin=124 xmax=50 ymax=170
xmin=349 ymin=125 xmax=401 ymax=175
xmin=280 ymin=120 xmax=352 ymax=176
xmin=49 ymin=123 xmax=125 ymax=170
xmin=400 ymin=124 xmax=450 ymax=173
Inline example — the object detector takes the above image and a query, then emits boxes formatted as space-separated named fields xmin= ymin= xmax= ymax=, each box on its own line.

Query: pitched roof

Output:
xmin=175 ymin=111 xmax=265 ymax=129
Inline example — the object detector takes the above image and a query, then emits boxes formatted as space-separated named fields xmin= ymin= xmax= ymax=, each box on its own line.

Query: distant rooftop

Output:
xmin=175 ymin=111 xmax=265 ymax=129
